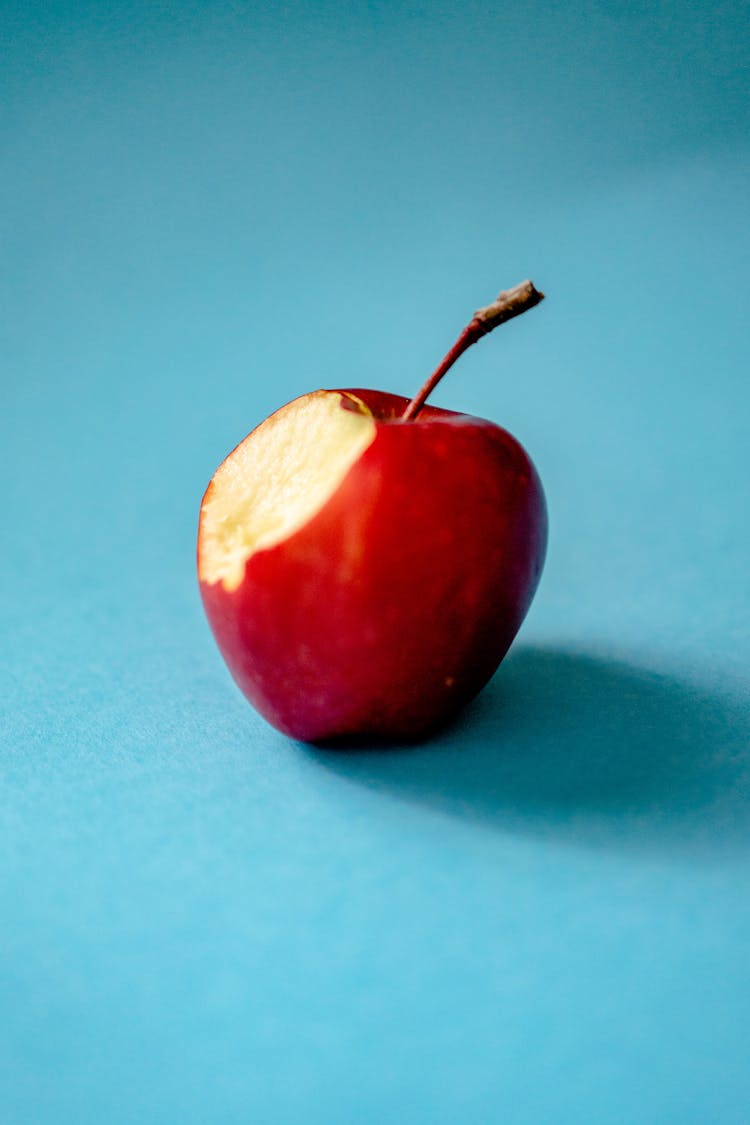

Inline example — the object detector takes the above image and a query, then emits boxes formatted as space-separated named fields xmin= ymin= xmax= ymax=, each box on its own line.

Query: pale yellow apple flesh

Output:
xmin=198 ymin=391 xmax=376 ymax=592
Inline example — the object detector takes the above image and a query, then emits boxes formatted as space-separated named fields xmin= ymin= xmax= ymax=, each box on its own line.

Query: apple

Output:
xmin=198 ymin=281 xmax=547 ymax=742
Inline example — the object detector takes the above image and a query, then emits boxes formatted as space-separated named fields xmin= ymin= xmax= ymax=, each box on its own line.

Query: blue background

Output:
xmin=2 ymin=2 xmax=749 ymax=1121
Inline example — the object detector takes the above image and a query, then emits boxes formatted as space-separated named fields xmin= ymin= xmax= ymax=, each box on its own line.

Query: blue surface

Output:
xmin=2 ymin=3 xmax=749 ymax=1122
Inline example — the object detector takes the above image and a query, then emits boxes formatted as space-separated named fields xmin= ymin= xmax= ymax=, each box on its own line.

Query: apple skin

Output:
xmin=199 ymin=389 xmax=547 ymax=743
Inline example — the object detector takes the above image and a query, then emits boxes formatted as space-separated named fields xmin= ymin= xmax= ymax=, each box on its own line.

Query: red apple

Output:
xmin=198 ymin=281 xmax=547 ymax=742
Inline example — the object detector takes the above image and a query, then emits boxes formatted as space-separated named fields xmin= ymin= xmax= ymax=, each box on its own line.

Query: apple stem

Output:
xmin=401 ymin=279 xmax=545 ymax=421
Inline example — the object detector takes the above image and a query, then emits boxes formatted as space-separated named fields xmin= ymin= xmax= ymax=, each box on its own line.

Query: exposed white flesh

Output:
xmin=198 ymin=391 xmax=376 ymax=592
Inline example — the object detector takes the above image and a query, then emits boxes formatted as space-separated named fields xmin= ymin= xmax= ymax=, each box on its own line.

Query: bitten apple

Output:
xmin=198 ymin=281 xmax=547 ymax=742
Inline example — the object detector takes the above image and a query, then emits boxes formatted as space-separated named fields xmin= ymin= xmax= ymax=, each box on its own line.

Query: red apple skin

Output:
xmin=199 ymin=389 xmax=547 ymax=743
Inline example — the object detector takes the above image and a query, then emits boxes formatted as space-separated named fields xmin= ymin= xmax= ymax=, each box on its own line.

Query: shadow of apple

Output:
xmin=306 ymin=646 xmax=750 ymax=857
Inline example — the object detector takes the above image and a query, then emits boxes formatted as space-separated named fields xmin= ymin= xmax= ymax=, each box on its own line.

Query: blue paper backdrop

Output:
xmin=2 ymin=2 xmax=749 ymax=1122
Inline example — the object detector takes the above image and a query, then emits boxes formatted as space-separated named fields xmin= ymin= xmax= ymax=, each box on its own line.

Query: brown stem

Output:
xmin=401 ymin=280 xmax=545 ymax=421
